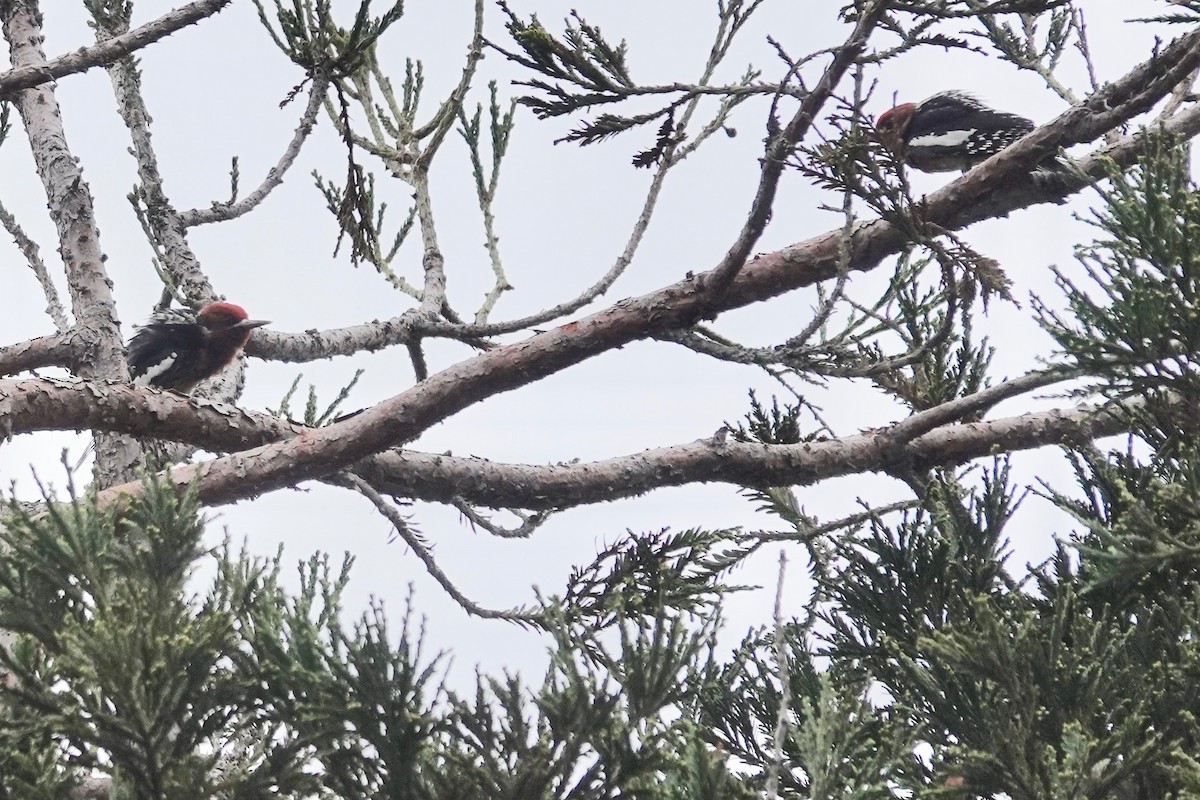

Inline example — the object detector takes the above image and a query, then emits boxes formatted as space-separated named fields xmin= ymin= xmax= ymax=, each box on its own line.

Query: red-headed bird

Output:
xmin=875 ymin=90 xmax=1037 ymax=173
xmin=127 ymin=301 xmax=269 ymax=393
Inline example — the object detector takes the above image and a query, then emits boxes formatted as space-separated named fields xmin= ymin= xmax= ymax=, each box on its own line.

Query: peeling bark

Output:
xmin=2 ymin=1 xmax=140 ymax=483
xmin=0 ymin=378 xmax=1142 ymax=511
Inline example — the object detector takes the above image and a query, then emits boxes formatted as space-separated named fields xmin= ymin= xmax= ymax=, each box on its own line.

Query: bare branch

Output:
xmin=355 ymin=397 xmax=1138 ymax=510
xmin=413 ymin=0 xmax=485 ymax=170
xmin=451 ymin=100 xmax=681 ymax=336
xmin=764 ymin=552 xmax=790 ymax=800
xmin=180 ymin=72 xmax=331 ymax=227
xmin=243 ymin=313 xmax=425 ymax=362
xmin=0 ymin=334 xmax=73 ymax=376
xmin=747 ymin=498 xmax=923 ymax=544
xmin=414 ymin=191 xmax=447 ymax=316
xmin=451 ymin=498 xmax=549 ymax=538
xmin=0 ymin=197 xmax=68 ymax=331
xmin=0 ymin=0 xmax=230 ymax=99
xmin=330 ymin=473 xmax=541 ymax=623
xmin=881 ymin=368 xmax=1068 ymax=443
xmin=96 ymin=7 xmax=214 ymax=306
xmin=702 ymin=0 xmax=888 ymax=305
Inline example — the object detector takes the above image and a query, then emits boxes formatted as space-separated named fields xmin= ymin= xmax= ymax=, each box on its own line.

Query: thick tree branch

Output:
xmin=0 ymin=0 xmax=230 ymax=99
xmin=0 ymin=377 xmax=1138 ymax=512
xmin=0 ymin=379 xmax=291 ymax=445
xmin=0 ymin=334 xmax=73 ymax=377
xmin=350 ymin=398 xmax=1137 ymax=508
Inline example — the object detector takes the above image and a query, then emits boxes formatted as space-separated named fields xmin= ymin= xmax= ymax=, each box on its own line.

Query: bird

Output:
xmin=126 ymin=301 xmax=269 ymax=393
xmin=875 ymin=90 xmax=1039 ymax=173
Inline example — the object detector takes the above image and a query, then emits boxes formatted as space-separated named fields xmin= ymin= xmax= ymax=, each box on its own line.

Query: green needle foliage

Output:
xmin=0 ymin=481 xmax=771 ymax=798
xmin=1039 ymin=134 xmax=1200 ymax=403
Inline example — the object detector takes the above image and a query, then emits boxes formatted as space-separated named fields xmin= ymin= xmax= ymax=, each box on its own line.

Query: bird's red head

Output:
xmin=196 ymin=302 xmax=270 ymax=334
xmin=198 ymin=301 xmax=248 ymax=327
xmin=875 ymin=102 xmax=916 ymax=153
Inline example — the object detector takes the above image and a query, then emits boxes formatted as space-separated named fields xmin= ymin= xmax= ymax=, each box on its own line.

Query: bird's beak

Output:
xmin=232 ymin=319 xmax=271 ymax=331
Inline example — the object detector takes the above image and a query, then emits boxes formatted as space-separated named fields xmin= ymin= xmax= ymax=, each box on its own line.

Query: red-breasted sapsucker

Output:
xmin=126 ymin=302 xmax=269 ymax=393
xmin=875 ymin=91 xmax=1037 ymax=173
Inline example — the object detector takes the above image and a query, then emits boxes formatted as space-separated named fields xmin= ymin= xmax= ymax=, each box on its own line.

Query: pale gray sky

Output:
xmin=0 ymin=0 xmax=1176 ymax=680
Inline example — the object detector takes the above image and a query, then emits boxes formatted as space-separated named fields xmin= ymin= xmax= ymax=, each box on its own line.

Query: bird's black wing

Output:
xmin=126 ymin=321 xmax=206 ymax=388
xmin=908 ymin=93 xmax=1034 ymax=143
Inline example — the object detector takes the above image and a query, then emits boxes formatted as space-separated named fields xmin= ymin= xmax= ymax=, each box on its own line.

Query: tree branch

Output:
xmin=0 ymin=197 xmax=68 ymax=331
xmin=0 ymin=376 xmax=1144 ymax=513
xmin=179 ymin=72 xmax=330 ymax=227
xmin=357 ymin=397 xmax=1136 ymax=509
xmin=243 ymin=311 xmax=425 ymax=362
xmin=0 ymin=334 xmax=73 ymax=376
xmin=97 ymin=6 xmax=215 ymax=306
xmin=330 ymin=473 xmax=539 ymax=623
xmin=0 ymin=0 xmax=230 ymax=99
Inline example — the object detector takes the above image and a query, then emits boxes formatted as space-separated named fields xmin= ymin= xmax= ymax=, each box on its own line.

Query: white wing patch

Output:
xmin=135 ymin=352 xmax=178 ymax=386
xmin=908 ymin=129 xmax=975 ymax=148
